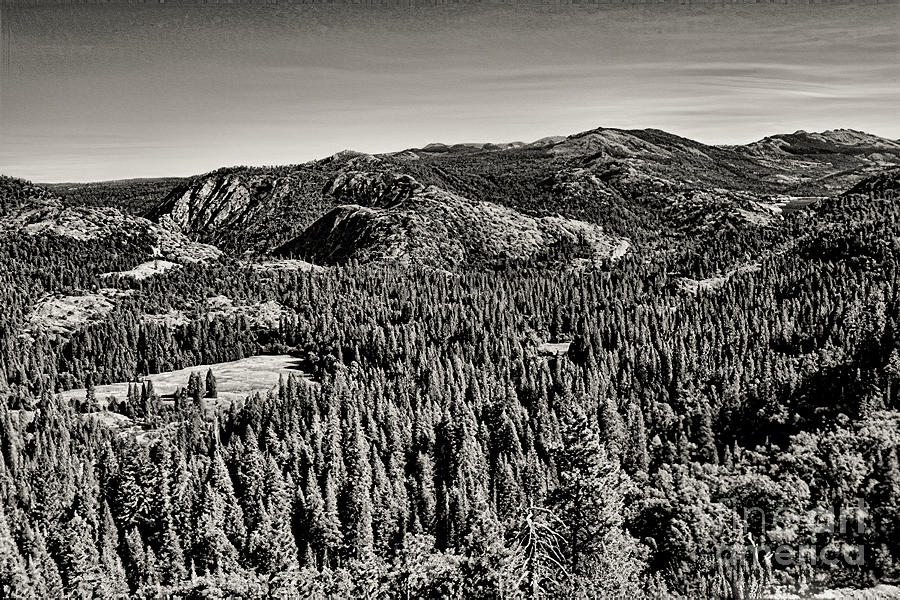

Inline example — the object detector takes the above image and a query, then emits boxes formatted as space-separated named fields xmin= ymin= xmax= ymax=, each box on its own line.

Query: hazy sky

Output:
xmin=0 ymin=2 xmax=898 ymax=182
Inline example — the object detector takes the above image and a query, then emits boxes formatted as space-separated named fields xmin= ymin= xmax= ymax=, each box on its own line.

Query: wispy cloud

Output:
xmin=1 ymin=3 xmax=898 ymax=181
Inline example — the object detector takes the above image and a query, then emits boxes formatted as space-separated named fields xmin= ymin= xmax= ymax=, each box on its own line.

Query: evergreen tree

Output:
xmin=55 ymin=511 xmax=101 ymax=598
xmin=341 ymin=415 xmax=374 ymax=559
xmin=206 ymin=369 xmax=218 ymax=399
xmin=192 ymin=482 xmax=240 ymax=576
xmin=187 ymin=372 xmax=203 ymax=408
xmin=624 ymin=400 xmax=649 ymax=475
xmin=0 ymin=505 xmax=33 ymax=599
xmin=97 ymin=501 xmax=129 ymax=598
xmin=550 ymin=397 xmax=646 ymax=597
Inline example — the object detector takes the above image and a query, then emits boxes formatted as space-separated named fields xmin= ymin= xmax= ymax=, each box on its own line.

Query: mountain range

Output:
xmin=9 ymin=126 xmax=898 ymax=273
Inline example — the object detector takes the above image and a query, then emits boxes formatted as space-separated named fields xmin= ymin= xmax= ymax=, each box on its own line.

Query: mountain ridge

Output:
xmin=135 ymin=126 xmax=899 ymax=255
xmin=9 ymin=125 xmax=900 ymax=270
xmin=274 ymin=169 xmax=630 ymax=269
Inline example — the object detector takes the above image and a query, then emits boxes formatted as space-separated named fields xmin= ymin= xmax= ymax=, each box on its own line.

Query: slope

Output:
xmin=274 ymin=170 xmax=630 ymax=270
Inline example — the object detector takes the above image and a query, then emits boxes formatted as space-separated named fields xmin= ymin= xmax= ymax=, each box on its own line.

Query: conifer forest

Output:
xmin=2 ymin=2 xmax=900 ymax=598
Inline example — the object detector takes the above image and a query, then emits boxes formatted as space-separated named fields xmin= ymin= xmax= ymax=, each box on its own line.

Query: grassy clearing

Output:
xmin=101 ymin=259 xmax=180 ymax=280
xmin=58 ymin=354 xmax=312 ymax=411
xmin=538 ymin=342 xmax=571 ymax=356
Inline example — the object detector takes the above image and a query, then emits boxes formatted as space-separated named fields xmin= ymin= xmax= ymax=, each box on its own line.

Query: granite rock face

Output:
xmin=149 ymin=173 xmax=279 ymax=242
xmin=0 ymin=185 xmax=221 ymax=264
xmin=276 ymin=170 xmax=629 ymax=269
xmin=144 ymin=153 xmax=382 ymax=253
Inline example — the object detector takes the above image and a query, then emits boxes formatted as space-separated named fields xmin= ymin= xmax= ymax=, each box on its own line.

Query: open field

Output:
xmin=538 ymin=341 xmax=571 ymax=356
xmin=58 ymin=354 xmax=312 ymax=410
xmin=101 ymin=259 xmax=180 ymax=280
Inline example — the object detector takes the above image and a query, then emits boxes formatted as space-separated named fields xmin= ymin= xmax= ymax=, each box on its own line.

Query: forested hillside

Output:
xmin=47 ymin=179 xmax=186 ymax=216
xmin=141 ymin=127 xmax=900 ymax=254
xmin=1 ymin=133 xmax=899 ymax=598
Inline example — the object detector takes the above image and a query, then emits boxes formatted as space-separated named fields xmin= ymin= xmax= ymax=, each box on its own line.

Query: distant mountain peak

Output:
xmin=755 ymin=128 xmax=900 ymax=149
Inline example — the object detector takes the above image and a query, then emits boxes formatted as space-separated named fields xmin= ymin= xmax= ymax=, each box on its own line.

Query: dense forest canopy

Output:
xmin=1 ymin=130 xmax=900 ymax=598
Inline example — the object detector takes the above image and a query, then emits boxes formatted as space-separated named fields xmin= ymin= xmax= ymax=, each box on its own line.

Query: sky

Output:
xmin=0 ymin=2 xmax=898 ymax=183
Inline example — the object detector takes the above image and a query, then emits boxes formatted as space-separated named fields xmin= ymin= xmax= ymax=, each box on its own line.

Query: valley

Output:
xmin=2 ymin=126 xmax=900 ymax=599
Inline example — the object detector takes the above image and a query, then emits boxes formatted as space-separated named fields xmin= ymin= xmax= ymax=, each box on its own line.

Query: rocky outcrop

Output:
xmin=148 ymin=173 xmax=276 ymax=240
xmin=141 ymin=295 xmax=294 ymax=332
xmin=276 ymin=170 xmax=629 ymax=269
xmin=0 ymin=191 xmax=221 ymax=264
xmin=100 ymin=260 xmax=181 ymax=281
xmin=248 ymin=259 xmax=325 ymax=274
xmin=325 ymin=171 xmax=423 ymax=207
xmin=145 ymin=152 xmax=384 ymax=253
xmin=26 ymin=288 xmax=133 ymax=338
xmin=147 ymin=168 xmax=343 ymax=252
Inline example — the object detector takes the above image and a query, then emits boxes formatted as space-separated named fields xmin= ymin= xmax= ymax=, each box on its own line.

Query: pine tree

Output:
xmin=624 ymin=400 xmax=649 ymax=475
xmin=235 ymin=431 xmax=267 ymax=532
xmin=206 ymin=369 xmax=218 ymax=399
xmin=696 ymin=402 xmax=719 ymax=465
xmin=300 ymin=470 xmax=329 ymax=569
xmin=599 ymin=397 xmax=626 ymax=462
xmin=114 ymin=443 xmax=146 ymax=529
xmin=55 ymin=511 xmax=101 ymax=598
xmin=248 ymin=457 xmax=299 ymax=575
xmin=192 ymin=482 xmax=240 ymax=576
xmin=208 ymin=450 xmax=246 ymax=552
xmin=341 ymin=416 xmax=374 ymax=559
xmin=156 ymin=519 xmax=186 ymax=587
xmin=495 ymin=457 xmax=523 ymax=523
xmin=187 ymin=372 xmax=203 ymax=408
xmin=18 ymin=521 xmax=63 ymax=599
xmin=97 ymin=501 xmax=129 ymax=598
xmin=320 ymin=470 xmax=343 ymax=567
xmin=121 ymin=527 xmax=147 ymax=593
xmin=550 ymin=398 xmax=646 ymax=597
xmin=0 ymin=505 xmax=33 ymax=599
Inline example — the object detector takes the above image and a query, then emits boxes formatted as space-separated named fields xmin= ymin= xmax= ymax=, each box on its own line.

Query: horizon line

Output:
xmin=14 ymin=125 xmax=898 ymax=185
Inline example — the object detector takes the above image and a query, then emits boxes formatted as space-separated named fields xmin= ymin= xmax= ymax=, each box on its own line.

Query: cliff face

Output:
xmin=0 ymin=183 xmax=221 ymax=264
xmin=143 ymin=153 xmax=384 ymax=253
xmin=275 ymin=170 xmax=629 ymax=269
xmin=146 ymin=169 xmax=336 ymax=253
xmin=147 ymin=172 xmax=297 ymax=251
xmin=158 ymin=174 xmax=265 ymax=236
